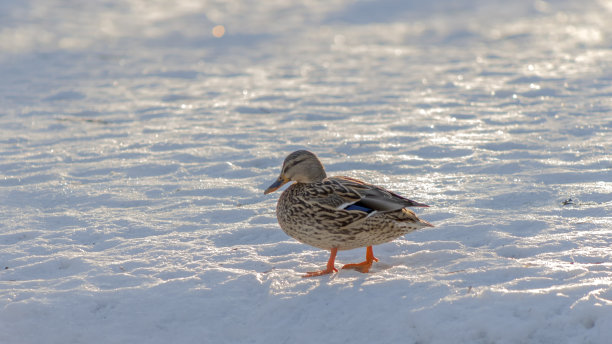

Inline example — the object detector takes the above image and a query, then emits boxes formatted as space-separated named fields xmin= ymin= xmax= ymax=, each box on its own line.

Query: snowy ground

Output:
xmin=1 ymin=0 xmax=611 ymax=343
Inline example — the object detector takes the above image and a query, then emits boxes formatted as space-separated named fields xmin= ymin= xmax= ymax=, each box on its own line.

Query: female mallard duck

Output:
xmin=264 ymin=150 xmax=433 ymax=277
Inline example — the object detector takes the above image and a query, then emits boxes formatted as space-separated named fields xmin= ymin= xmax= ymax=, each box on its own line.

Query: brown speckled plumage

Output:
xmin=264 ymin=150 xmax=433 ymax=277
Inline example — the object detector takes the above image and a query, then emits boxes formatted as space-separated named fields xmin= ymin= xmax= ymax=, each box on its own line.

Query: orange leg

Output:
xmin=341 ymin=246 xmax=379 ymax=273
xmin=303 ymin=247 xmax=339 ymax=278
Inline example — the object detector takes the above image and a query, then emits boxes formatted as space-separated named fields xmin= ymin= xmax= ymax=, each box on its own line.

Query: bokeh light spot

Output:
xmin=212 ymin=25 xmax=225 ymax=38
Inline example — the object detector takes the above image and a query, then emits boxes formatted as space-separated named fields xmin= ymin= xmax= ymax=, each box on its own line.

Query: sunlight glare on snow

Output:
xmin=1 ymin=0 xmax=611 ymax=343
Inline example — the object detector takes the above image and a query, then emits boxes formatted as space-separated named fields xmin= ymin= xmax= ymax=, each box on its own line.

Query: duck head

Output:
xmin=264 ymin=150 xmax=327 ymax=194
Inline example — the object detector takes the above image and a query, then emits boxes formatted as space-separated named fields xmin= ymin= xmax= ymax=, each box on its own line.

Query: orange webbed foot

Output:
xmin=302 ymin=247 xmax=338 ymax=278
xmin=302 ymin=266 xmax=338 ymax=278
xmin=341 ymin=260 xmax=377 ymax=273
xmin=341 ymin=246 xmax=378 ymax=273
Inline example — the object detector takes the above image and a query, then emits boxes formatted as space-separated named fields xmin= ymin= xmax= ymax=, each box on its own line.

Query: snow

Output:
xmin=1 ymin=0 xmax=611 ymax=343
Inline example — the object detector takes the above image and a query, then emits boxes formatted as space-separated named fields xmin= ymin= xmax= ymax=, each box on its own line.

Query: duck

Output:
xmin=264 ymin=150 xmax=433 ymax=277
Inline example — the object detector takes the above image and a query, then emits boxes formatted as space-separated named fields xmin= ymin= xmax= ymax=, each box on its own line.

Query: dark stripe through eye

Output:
xmin=283 ymin=158 xmax=306 ymax=173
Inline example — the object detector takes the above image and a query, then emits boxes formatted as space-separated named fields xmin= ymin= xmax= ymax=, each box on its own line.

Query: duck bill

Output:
xmin=264 ymin=177 xmax=289 ymax=195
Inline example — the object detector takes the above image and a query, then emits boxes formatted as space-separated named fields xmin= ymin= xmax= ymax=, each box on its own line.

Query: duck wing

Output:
xmin=330 ymin=176 xmax=429 ymax=212
xmin=302 ymin=178 xmax=362 ymax=209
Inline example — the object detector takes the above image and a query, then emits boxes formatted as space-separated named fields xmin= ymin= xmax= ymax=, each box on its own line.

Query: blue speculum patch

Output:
xmin=344 ymin=204 xmax=375 ymax=213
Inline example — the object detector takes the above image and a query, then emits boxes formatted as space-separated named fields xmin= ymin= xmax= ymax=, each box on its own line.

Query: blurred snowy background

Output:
xmin=1 ymin=0 xmax=611 ymax=343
